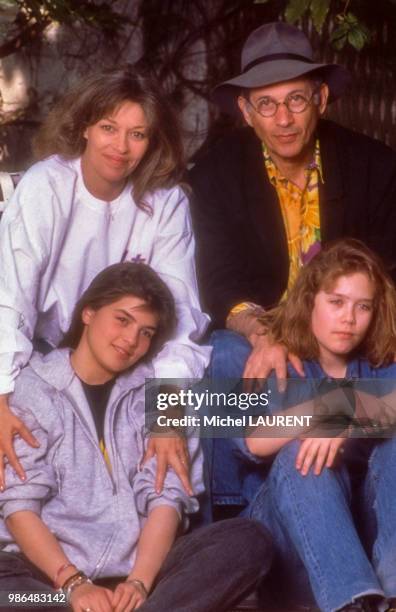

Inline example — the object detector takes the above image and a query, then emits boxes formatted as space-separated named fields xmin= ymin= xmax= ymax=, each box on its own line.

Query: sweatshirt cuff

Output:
xmin=146 ymin=498 xmax=182 ymax=521
xmin=2 ymin=499 xmax=41 ymax=520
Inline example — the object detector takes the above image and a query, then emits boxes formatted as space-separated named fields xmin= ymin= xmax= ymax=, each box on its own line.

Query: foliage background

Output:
xmin=0 ymin=0 xmax=394 ymax=170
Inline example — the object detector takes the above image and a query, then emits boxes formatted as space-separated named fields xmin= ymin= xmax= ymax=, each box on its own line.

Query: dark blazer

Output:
xmin=189 ymin=120 xmax=396 ymax=329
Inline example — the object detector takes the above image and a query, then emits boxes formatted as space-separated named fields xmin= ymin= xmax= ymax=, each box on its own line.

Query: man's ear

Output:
xmin=237 ymin=95 xmax=253 ymax=127
xmin=81 ymin=307 xmax=94 ymax=325
xmin=318 ymin=83 xmax=329 ymax=115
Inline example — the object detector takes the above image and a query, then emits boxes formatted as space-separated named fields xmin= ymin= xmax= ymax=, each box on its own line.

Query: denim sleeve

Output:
xmin=355 ymin=363 xmax=396 ymax=398
xmin=232 ymin=437 xmax=266 ymax=465
xmin=265 ymin=372 xmax=319 ymax=415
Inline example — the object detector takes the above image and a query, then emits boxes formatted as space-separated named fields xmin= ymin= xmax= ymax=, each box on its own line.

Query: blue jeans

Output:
xmin=206 ymin=330 xmax=396 ymax=610
xmin=201 ymin=330 xmax=260 ymax=521
xmin=363 ymin=438 xmax=396 ymax=597
xmin=245 ymin=438 xmax=396 ymax=611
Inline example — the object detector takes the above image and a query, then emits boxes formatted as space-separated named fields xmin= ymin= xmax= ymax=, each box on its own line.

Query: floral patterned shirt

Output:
xmin=228 ymin=140 xmax=323 ymax=320
xmin=263 ymin=138 xmax=323 ymax=294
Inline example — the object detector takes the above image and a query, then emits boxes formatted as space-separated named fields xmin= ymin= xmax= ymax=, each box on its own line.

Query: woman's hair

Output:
xmin=260 ymin=239 xmax=396 ymax=366
xmin=33 ymin=65 xmax=185 ymax=210
xmin=60 ymin=262 xmax=177 ymax=361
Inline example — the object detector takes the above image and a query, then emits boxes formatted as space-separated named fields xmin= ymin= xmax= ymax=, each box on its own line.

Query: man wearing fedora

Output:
xmin=189 ymin=22 xmax=396 ymax=612
xmin=190 ymin=21 xmax=396 ymax=383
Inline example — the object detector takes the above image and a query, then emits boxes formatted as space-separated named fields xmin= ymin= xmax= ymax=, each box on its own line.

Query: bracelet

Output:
xmin=54 ymin=562 xmax=75 ymax=588
xmin=126 ymin=578 xmax=148 ymax=598
xmin=62 ymin=572 xmax=92 ymax=601
xmin=66 ymin=576 xmax=92 ymax=600
xmin=61 ymin=571 xmax=83 ymax=590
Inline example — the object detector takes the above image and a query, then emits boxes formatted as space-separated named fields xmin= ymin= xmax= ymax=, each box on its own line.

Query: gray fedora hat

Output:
xmin=213 ymin=22 xmax=350 ymax=115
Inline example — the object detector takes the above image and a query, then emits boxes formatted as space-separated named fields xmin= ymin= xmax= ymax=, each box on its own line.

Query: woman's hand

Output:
xmin=70 ymin=581 xmax=113 ymax=612
xmin=243 ymin=333 xmax=304 ymax=392
xmin=112 ymin=580 xmax=148 ymax=611
xmin=141 ymin=432 xmax=192 ymax=495
xmin=295 ymin=437 xmax=346 ymax=476
xmin=0 ymin=394 xmax=39 ymax=489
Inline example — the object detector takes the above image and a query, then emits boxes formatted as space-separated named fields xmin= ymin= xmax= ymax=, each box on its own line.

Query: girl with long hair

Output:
xmin=0 ymin=262 xmax=271 ymax=612
xmin=234 ymin=239 xmax=396 ymax=612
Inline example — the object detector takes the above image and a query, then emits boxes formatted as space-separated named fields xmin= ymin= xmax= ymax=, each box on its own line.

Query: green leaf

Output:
xmin=330 ymin=20 xmax=349 ymax=36
xmin=332 ymin=36 xmax=347 ymax=50
xmin=347 ymin=29 xmax=363 ymax=50
xmin=344 ymin=11 xmax=358 ymax=25
xmin=310 ymin=0 xmax=330 ymax=32
xmin=347 ymin=24 xmax=370 ymax=50
xmin=330 ymin=23 xmax=348 ymax=50
xmin=330 ymin=12 xmax=370 ymax=53
xmin=285 ymin=0 xmax=311 ymax=24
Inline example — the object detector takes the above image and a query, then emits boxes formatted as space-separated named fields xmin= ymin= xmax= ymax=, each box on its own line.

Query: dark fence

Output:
xmin=180 ymin=1 xmax=396 ymax=156
xmin=0 ymin=1 xmax=394 ymax=171
xmin=311 ymin=12 xmax=396 ymax=149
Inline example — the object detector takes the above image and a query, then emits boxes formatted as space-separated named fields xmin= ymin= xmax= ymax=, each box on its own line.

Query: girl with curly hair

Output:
xmin=234 ymin=239 xmax=396 ymax=612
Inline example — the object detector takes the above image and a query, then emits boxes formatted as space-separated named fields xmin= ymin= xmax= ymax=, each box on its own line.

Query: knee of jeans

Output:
xmin=270 ymin=441 xmax=350 ymax=503
xmin=216 ymin=517 xmax=273 ymax=574
xmin=208 ymin=330 xmax=251 ymax=379
xmin=267 ymin=441 xmax=310 ymax=497
xmin=271 ymin=440 xmax=300 ymax=474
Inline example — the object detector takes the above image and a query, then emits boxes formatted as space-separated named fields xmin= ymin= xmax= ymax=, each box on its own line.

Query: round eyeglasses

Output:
xmin=246 ymin=90 xmax=320 ymax=118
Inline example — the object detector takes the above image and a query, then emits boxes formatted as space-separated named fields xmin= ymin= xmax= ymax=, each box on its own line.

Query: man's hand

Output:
xmin=141 ymin=433 xmax=192 ymax=496
xmin=70 ymin=581 xmax=113 ymax=612
xmin=112 ymin=580 xmax=147 ymax=611
xmin=0 ymin=394 xmax=39 ymax=489
xmin=295 ymin=436 xmax=346 ymax=476
xmin=243 ymin=333 xmax=304 ymax=391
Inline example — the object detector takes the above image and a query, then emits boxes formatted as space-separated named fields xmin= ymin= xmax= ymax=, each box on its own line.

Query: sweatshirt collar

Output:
xmin=29 ymin=348 xmax=154 ymax=393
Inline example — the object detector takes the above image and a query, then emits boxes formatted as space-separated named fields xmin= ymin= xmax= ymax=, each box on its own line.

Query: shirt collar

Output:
xmin=303 ymin=357 xmax=362 ymax=381
xmin=263 ymin=138 xmax=324 ymax=185
xmin=309 ymin=139 xmax=324 ymax=183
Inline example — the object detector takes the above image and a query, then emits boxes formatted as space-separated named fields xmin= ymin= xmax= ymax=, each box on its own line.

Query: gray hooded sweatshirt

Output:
xmin=0 ymin=349 xmax=203 ymax=579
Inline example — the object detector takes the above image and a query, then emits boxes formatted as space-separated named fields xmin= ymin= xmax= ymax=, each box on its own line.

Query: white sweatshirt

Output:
xmin=0 ymin=155 xmax=210 ymax=394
